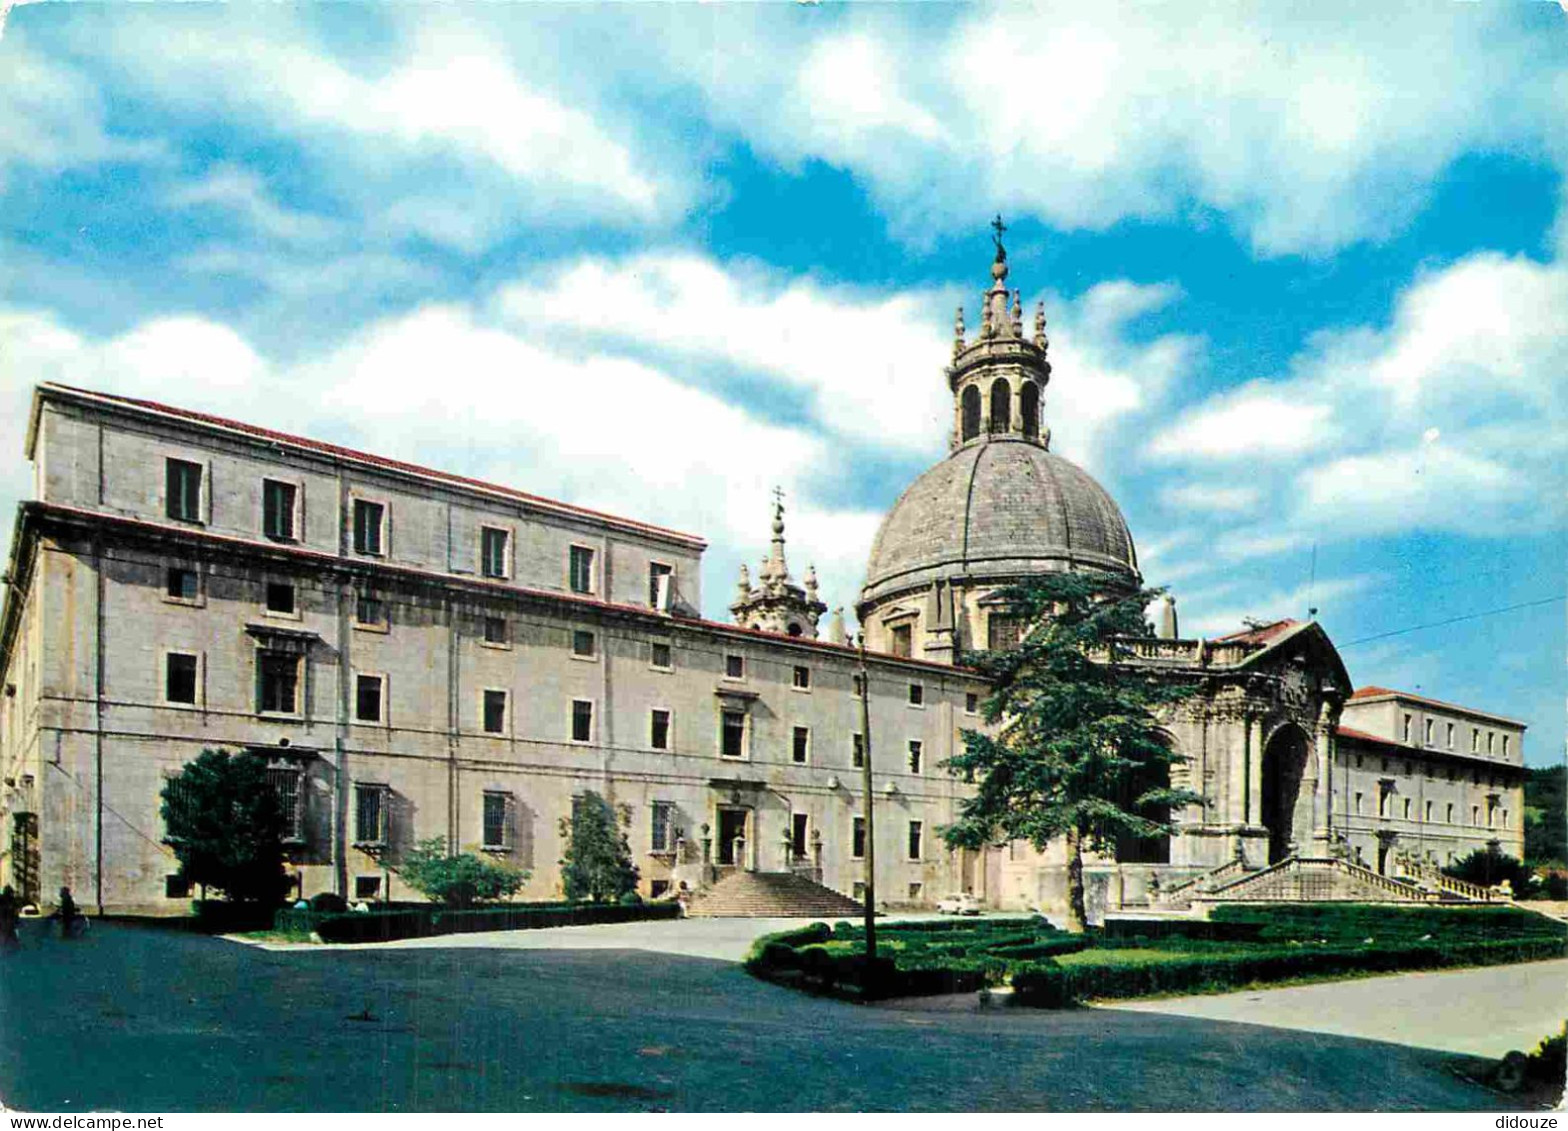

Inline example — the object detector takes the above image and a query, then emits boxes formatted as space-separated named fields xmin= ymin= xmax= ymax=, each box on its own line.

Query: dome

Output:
xmin=860 ymin=437 xmax=1138 ymax=607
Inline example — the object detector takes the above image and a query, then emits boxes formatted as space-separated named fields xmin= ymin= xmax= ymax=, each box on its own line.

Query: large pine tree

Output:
xmin=941 ymin=571 xmax=1204 ymax=931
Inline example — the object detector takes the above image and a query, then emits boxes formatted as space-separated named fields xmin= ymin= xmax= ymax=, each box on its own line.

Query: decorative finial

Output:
xmin=771 ymin=487 xmax=785 ymax=537
xmin=1034 ymin=301 xmax=1048 ymax=349
xmin=990 ymin=214 xmax=1009 ymax=283
xmin=736 ymin=562 xmax=751 ymax=599
xmin=953 ymin=306 xmax=966 ymax=356
xmin=1011 ymin=290 xmax=1023 ymax=333
xmin=804 ymin=564 xmax=819 ymax=600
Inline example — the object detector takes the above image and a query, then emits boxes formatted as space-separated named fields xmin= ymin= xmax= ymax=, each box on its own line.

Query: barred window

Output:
xmin=268 ymin=766 xmax=304 ymax=842
xmin=482 ymin=791 xmax=510 ymax=850
xmin=354 ymin=784 xmax=388 ymax=846
xmin=651 ymin=801 xmax=674 ymax=853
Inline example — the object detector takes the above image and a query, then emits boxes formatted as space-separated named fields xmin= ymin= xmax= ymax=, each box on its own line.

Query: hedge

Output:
xmin=293 ymin=900 xmax=680 ymax=943
xmin=1010 ymin=934 xmax=1568 ymax=1007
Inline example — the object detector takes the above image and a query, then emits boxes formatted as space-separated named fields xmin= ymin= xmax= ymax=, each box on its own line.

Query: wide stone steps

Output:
xmin=685 ymin=870 xmax=865 ymax=918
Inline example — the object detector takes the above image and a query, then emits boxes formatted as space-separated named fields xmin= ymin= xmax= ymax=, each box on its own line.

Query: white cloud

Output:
xmin=1160 ymin=484 xmax=1262 ymax=513
xmin=166 ymin=165 xmax=338 ymax=244
xmin=1149 ymin=386 xmax=1335 ymax=462
xmin=1181 ymin=575 xmax=1374 ymax=639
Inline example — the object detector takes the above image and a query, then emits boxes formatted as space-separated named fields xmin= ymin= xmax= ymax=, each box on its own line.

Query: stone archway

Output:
xmin=1261 ymin=725 xmax=1311 ymax=864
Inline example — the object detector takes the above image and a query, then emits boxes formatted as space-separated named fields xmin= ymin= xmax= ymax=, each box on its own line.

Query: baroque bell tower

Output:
xmin=730 ymin=492 xmax=828 ymax=638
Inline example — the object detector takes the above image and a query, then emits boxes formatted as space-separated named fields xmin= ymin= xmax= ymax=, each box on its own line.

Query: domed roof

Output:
xmin=860 ymin=437 xmax=1138 ymax=606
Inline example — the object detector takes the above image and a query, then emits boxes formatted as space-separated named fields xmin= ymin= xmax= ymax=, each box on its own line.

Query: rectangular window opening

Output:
xmin=908 ymin=683 xmax=924 ymax=706
xmin=482 ymin=689 xmax=508 ymax=735
xmin=483 ymin=616 xmax=508 ymax=645
xmin=166 ymin=567 xmax=199 ymax=602
xmin=651 ymin=801 xmax=674 ymax=853
xmin=481 ymin=527 xmax=509 ymax=579
xmin=650 ymin=640 xmax=673 ymax=670
xmin=721 ymin=710 xmax=746 ymax=759
xmin=355 ymin=674 xmax=384 ymax=723
xmin=568 ymin=546 xmax=595 ymax=594
xmin=265 ymin=581 xmax=296 ymax=616
xmin=725 ymin=653 xmax=745 ymax=679
xmin=852 ymin=816 xmax=866 ymax=859
xmin=353 ymin=784 xmax=388 ymax=846
xmin=650 ymin=708 xmax=671 ymax=751
xmin=353 ymin=500 xmax=385 ymax=556
xmin=649 ymin=562 xmax=673 ymax=608
xmin=258 ymin=652 xmax=299 ymax=714
xmin=908 ymin=820 xmax=923 ymax=861
xmin=166 ymin=458 xmax=202 ymax=523
xmin=263 ymin=479 xmax=297 ymax=541
xmin=792 ymin=725 xmax=810 ymax=764
xmin=483 ymin=791 xmax=510 ymax=850
xmin=165 ymin=653 xmax=198 ymax=705
xmin=571 ymin=629 xmax=596 ymax=658
xmin=908 ymin=740 xmax=923 ymax=775
xmin=852 ymin=732 xmax=865 ymax=769
xmin=572 ymin=699 xmax=594 ymax=743
xmin=792 ymin=665 xmax=811 ymax=690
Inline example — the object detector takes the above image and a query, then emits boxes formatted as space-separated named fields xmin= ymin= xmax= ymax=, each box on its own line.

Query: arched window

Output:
xmin=960 ymin=385 xmax=981 ymax=441
xmin=988 ymin=379 xmax=1011 ymax=433
xmin=1020 ymin=381 xmax=1039 ymax=439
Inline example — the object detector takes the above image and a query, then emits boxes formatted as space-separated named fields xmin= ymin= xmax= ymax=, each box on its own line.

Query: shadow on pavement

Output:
xmin=0 ymin=921 xmax=1519 ymax=1113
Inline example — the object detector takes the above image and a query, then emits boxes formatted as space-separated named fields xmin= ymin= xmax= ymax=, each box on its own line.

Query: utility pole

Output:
xmin=857 ymin=633 xmax=877 ymax=966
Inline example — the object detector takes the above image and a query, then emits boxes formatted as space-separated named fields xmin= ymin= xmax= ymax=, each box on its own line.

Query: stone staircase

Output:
xmin=1190 ymin=855 xmax=1502 ymax=907
xmin=685 ymin=870 xmax=865 ymax=918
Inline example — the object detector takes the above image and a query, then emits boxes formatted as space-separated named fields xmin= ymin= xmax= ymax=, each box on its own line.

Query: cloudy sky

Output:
xmin=1 ymin=3 xmax=1563 ymax=764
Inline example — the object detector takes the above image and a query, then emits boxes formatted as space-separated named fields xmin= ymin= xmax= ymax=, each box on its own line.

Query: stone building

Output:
xmin=0 ymin=236 xmax=1527 ymax=917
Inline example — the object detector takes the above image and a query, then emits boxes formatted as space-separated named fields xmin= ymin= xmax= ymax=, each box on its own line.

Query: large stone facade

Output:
xmin=0 ymin=243 xmax=1529 ymax=918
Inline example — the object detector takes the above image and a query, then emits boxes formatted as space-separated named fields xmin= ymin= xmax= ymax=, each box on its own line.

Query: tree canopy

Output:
xmin=559 ymin=791 xmax=639 ymax=903
xmin=941 ymin=571 xmax=1204 ymax=930
xmin=160 ymin=748 xmax=292 ymax=905
xmin=397 ymin=837 xmax=529 ymax=908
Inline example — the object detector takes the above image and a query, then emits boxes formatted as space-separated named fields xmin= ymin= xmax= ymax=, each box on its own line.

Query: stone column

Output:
xmin=1247 ymin=714 xmax=1265 ymax=830
xmin=1311 ymin=701 xmax=1336 ymax=854
xmin=1011 ymin=378 xmax=1025 ymax=436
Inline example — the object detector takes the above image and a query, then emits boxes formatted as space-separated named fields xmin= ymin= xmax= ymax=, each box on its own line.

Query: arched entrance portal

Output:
xmin=1261 ymin=726 xmax=1311 ymax=864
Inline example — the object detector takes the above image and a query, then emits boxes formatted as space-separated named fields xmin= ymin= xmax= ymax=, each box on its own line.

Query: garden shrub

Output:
xmin=310 ymin=892 xmax=348 ymax=913
xmin=311 ymin=899 xmax=679 ymax=943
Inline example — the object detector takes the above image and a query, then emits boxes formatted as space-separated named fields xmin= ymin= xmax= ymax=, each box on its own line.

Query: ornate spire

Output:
xmin=730 ymin=492 xmax=827 ymax=638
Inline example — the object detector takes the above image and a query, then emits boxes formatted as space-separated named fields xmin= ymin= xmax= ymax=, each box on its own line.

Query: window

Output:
xmin=482 ymin=689 xmax=507 ymax=734
xmin=908 ymin=683 xmax=924 ymax=706
xmin=908 ymin=882 xmax=924 ymax=902
xmin=1354 ymin=792 xmax=1363 ymax=815
xmin=1445 ymin=722 xmax=1455 ymax=749
xmin=725 ymin=653 xmax=745 ymax=679
xmin=853 ymin=881 xmax=866 ymax=901
xmin=852 ymin=733 xmax=865 ymax=769
xmin=166 ymin=567 xmax=199 ymax=602
xmin=571 ymin=700 xmax=594 ymax=743
xmin=890 ymin=624 xmax=913 ymax=658
xmin=268 ymin=765 xmax=304 ymax=842
xmin=908 ymin=820 xmax=923 ymax=861
xmin=1471 ymin=727 xmax=1480 ymax=752
xmin=1487 ymin=731 xmax=1496 ymax=754
xmin=265 ymin=581 xmax=296 ymax=616
xmin=165 ymin=875 xmax=192 ymax=900
xmin=650 ymin=709 xmax=671 ymax=751
xmin=1402 ymin=714 xmax=1412 ymax=743
xmin=1472 ymin=805 xmax=1480 ymax=826
xmin=649 ymin=562 xmax=673 ymax=608
xmin=908 ymin=740 xmax=923 ymax=774
xmin=720 ymin=709 xmax=746 ymax=759
xmin=965 ymin=692 xmax=979 ymax=714
xmin=791 ymin=812 xmax=808 ymax=859
xmin=480 ymin=527 xmax=509 ymax=579
xmin=1423 ymin=719 xmax=1433 ymax=745
xmin=1424 ymin=800 xmax=1433 ymax=822
xmin=165 ymin=458 xmax=202 ymax=522
xmin=792 ymin=665 xmax=811 ymax=690
xmin=1402 ymin=798 xmax=1411 ymax=819
xmin=1377 ymin=782 xmax=1392 ymax=818
xmin=355 ymin=593 xmax=387 ymax=630
xmin=353 ymin=784 xmax=388 ymax=846
xmin=355 ymin=674 xmax=384 ymax=723
xmin=852 ymin=816 xmax=866 ymax=859
xmin=650 ymin=640 xmax=673 ymax=670
xmin=792 ymin=726 xmax=810 ymax=765
xmin=165 ymin=652 xmax=198 ymax=705
xmin=263 ymin=479 xmax=297 ymax=540
xmin=354 ymin=876 xmax=382 ymax=900
xmin=482 ymin=792 xmax=510 ymax=850
xmin=1502 ymin=809 xmax=1509 ymax=829
xmin=483 ymin=616 xmax=508 ymax=646
xmin=568 ymin=545 xmax=595 ymax=594
xmin=353 ymin=499 xmax=384 ymax=555
xmin=571 ymin=630 xmax=596 ymax=659
xmin=258 ymin=652 xmax=299 ymax=714
xmin=651 ymin=801 xmax=675 ymax=853
xmin=988 ymin=615 xmax=1022 ymax=651
xmin=1502 ymin=735 xmax=1511 ymax=758
xmin=1446 ymin=803 xmax=1454 ymax=823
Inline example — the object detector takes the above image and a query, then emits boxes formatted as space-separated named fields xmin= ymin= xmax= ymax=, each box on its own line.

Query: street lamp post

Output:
xmin=857 ymin=633 xmax=877 ymax=967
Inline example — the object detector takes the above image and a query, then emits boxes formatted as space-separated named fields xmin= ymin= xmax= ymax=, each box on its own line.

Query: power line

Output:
xmin=1337 ymin=594 xmax=1566 ymax=649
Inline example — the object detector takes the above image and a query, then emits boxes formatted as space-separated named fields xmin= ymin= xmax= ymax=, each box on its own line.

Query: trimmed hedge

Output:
xmin=1102 ymin=917 xmax=1267 ymax=944
xmin=1011 ymin=934 xmax=1568 ymax=1007
xmin=293 ymin=900 xmax=680 ymax=943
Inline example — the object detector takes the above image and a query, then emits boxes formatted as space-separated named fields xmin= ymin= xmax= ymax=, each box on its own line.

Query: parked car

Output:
xmin=936 ymin=892 xmax=981 ymax=915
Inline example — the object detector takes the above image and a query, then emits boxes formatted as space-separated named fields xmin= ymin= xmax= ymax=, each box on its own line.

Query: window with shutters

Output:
xmin=353 ymin=499 xmax=385 ymax=556
xmin=481 ymin=527 xmax=510 ymax=579
xmin=262 ymin=479 xmax=297 ymax=541
xmin=166 ymin=458 xmax=203 ymax=523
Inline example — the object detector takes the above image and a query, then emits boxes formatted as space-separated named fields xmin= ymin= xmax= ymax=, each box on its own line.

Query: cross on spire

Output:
xmin=991 ymin=213 xmax=1007 ymax=259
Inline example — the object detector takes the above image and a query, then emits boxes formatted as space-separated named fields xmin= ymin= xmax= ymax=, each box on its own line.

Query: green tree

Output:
xmin=1524 ymin=766 xmax=1566 ymax=867
xmin=396 ymin=838 xmax=529 ymax=908
xmin=1443 ymin=846 xmax=1539 ymax=898
xmin=559 ymin=791 xmax=639 ymax=902
xmin=160 ymin=748 xmax=291 ymax=905
xmin=941 ymin=572 xmax=1204 ymax=932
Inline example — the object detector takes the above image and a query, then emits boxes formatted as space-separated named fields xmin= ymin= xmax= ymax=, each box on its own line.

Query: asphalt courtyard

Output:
xmin=0 ymin=917 xmax=1555 ymax=1112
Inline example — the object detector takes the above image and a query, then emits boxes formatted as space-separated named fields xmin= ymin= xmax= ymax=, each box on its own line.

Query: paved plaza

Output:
xmin=0 ymin=919 xmax=1551 ymax=1112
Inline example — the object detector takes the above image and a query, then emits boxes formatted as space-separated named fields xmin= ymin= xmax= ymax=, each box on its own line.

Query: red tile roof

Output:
xmin=36 ymin=383 xmax=707 ymax=549
xmin=1347 ymin=685 xmax=1525 ymax=728
xmin=1210 ymin=618 xmax=1302 ymax=645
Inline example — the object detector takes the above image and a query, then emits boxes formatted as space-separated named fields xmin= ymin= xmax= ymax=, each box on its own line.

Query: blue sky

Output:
xmin=1 ymin=3 xmax=1563 ymax=764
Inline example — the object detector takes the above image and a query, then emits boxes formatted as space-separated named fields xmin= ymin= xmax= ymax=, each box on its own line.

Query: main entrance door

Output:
xmin=716 ymin=807 xmax=748 ymax=867
xmin=1261 ymin=726 xmax=1310 ymax=864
